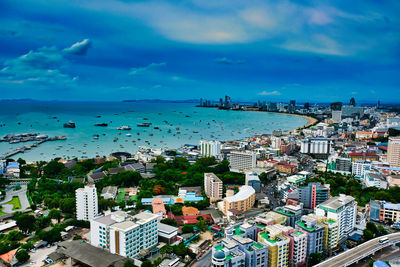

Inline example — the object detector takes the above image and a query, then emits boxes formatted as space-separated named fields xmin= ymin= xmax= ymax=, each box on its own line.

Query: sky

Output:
xmin=0 ymin=0 xmax=399 ymax=103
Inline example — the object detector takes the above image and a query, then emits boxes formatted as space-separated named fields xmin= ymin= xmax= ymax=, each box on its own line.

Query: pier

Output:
xmin=0 ymin=135 xmax=67 ymax=159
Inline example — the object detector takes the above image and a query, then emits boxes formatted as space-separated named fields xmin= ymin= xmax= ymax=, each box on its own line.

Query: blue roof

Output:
xmin=7 ymin=162 xmax=19 ymax=168
xmin=184 ymin=196 xmax=203 ymax=202
xmin=373 ymin=260 xmax=390 ymax=267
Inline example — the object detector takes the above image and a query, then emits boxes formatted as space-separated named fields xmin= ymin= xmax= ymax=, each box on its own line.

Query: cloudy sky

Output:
xmin=0 ymin=0 xmax=399 ymax=102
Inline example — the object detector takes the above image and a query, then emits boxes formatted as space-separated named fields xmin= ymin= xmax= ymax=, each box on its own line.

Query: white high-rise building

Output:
xmin=300 ymin=138 xmax=332 ymax=158
xmin=229 ymin=151 xmax=256 ymax=171
xmin=200 ymin=140 xmax=221 ymax=158
xmin=352 ymin=160 xmax=372 ymax=178
xmin=76 ymin=184 xmax=98 ymax=221
xmin=91 ymin=211 xmax=159 ymax=258
xmin=331 ymin=110 xmax=342 ymax=123
xmin=315 ymin=194 xmax=357 ymax=242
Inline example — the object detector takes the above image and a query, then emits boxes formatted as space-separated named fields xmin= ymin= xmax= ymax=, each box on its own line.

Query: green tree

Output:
xmin=43 ymin=160 xmax=67 ymax=177
xmin=16 ymin=214 xmax=36 ymax=234
xmin=141 ymin=260 xmax=152 ymax=267
xmin=16 ymin=249 xmax=30 ymax=263
xmin=309 ymin=252 xmax=323 ymax=265
xmin=49 ymin=209 xmax=62 ymax=223
xmin=182 ymin=224 xmax=194 ymax=233
xmin=124 ymin=259 xmax=135 ymax=267
xmin=160 ymin=218 xmax=177 ymax=227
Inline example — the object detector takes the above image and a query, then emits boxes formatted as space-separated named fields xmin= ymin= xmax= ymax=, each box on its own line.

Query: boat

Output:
xmin=63 ymin=120 xmax=76 ymax=128
xmin=117 ymin=126 xmax=131 ymax=130
xmin=143 ymin=118 xmax=149 ymax=120
xmin=137 ymin=123 xmax=152 ymax=127
xmin=93 ymin=134 xmax=99 ymax=139
xmin=96 ymin=115 xmax=101 ymax=118
xmin=154 ymin=126 xmax=159 ymax=129
xmin=149 ymin=133 xmax=153 ymax=136
xmin=193 ymin=131 xmax=199 ymax=133
xmin=126 ymin=133 xmax=132 ymax=137
xmin=94 ymin=123 xmax=108 ymax=127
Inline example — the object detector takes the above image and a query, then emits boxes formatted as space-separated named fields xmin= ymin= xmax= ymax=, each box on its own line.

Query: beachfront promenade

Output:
xmin=315 ymin=233 xmax=400 ymax=267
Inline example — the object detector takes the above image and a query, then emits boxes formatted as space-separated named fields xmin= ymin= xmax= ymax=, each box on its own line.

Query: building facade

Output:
xmin=220 ymin=186 xmax=256 ymax=216
xmin=298 ymin=182 xmax=330 ymax=209
xmin=229 ymin=151 xmax=257 ymax=171
xmin=90 ymin=211 xmax=159 ymax=258
xmin=76 ymin=184 xmax=98 ymax=221
xmin=204 ymin=173 xmax=223 ymax=202
xmin=387 ymin=137 xmax=400 ymax=168
xmin=200 ymin=140 xmax=221 ymax=158
xmin=300 ymin=138 xmax=332 ymax=159
xmin=315 ymin=194 xmax=357 ymax=242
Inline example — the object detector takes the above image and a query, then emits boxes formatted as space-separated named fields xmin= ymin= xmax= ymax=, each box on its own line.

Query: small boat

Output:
xmin=137 ymin=123 xmax=152 ymax=127
xmin=93 ymin=134 xmax=99 ymax=139
xmin=126 ymin=133 xmax=132 ymax=137
xmin=94 ymin=123 xmax=108 ymax=127
xmin=154 ymin=127 xmax=159 ymax=129
xmin=193 ymin=131 xmax=199 ymax=133
xmin=143 ymin=118 xmax=149 ymax=120
xmin=64 ymin=120 xmax=76 ymax=128
xmin=149 ymin=133 xmax=153 ymax=136
xmin=96 ymin=115 xmax=101 ymax=118
xmin=117 ymin=126 xmax=131 ymax=130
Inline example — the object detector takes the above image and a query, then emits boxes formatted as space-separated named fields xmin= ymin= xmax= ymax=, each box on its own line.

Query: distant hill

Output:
xmin=122 ymin=99 xmax=199 ymax=103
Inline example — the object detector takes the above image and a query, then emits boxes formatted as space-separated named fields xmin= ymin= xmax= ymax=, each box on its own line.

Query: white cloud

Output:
xmin=63 ymin=39 xmax=92 ymax=55
xmin=258 ymin=90 xmax=281 ymax=96
xmin=0 ymin=39 xmax=90 ymax=85
xmin=214 ymin=57 xmax=245 ymax=65
xmin=129 ymin=62 xmax=166 ymax=75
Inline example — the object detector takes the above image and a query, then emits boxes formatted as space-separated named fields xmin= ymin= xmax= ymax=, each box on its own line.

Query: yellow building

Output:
xmin=258 ymin=225 xmax=290 ymax=267
xmin=220 ymin=185 xmax=256 ymax=216
xmin=308 ymin=214 xmax=339 ymax=250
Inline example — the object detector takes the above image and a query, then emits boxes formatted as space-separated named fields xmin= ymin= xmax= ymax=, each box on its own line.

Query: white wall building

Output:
xmin=364 ymin=171 xmax=388 ymax=189
xmin=352 ymin=160 xmax=372 ymax=178
xmin=204 ymin=173 xmax=223 ymax=202
xmin=315 ymin=194 xmax=357 ymax=242
xmin=229 ymin=151 xmax=256 ymax=171
xmin=91 ymin=211 xmax=159 ymax=258
xmin=200 ymin=140 xmax=221 ymax=158
xmin=300 ymin=138 xmax=332 ymax=158
xmin=76 ymin=184 xmax=98 ymax=221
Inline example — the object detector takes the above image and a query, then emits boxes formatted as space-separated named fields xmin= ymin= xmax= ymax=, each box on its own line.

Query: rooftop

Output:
xmin=225 ymin=185 xmax=255 ymax=203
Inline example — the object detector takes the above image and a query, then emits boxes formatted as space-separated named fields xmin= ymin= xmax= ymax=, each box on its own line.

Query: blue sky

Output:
xmin=0 ymin=0 xmax=399 ymax=103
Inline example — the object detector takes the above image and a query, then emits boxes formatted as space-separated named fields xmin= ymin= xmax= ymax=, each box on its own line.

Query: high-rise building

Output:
xmin=225 ymin=95 xmax=232 ymax=108
xmin=90 ymin=211 xmax=159 ymax=258
xmin=295 ymin=215 xmax=325 ymax=257
xmin=274 ymin=205 xmax=303 ymax=228
xmin=258 ymin=225 xmax=290 ymax=267
xmin=204 ymin=173 xmax=223 ymax=202
xmin=286 ymin=229 xmax=308 ymax=266
xmin=307 ymin=214 xmax=339 ymax=251
xmin=300 ymin=138 xmax=332 ymax=159
xmin=200 ymin=140 xmax=221 ymax=158
xmin=350 ymin=97 xmax=356 ymax=106
xmin=315 ymin=194 xmax=357 ymax=242
xmin=331 ymin=110 xmax=342 ymax=123
xmin=387 ymin=137 xmax=400 ymax=168
xmin=229 ymin=151 xmax=257 ymax=171
xmin=76 ymin=184 xmax=98 ymax=221
xmin=298 ymin=182 xmax=330 ymax=209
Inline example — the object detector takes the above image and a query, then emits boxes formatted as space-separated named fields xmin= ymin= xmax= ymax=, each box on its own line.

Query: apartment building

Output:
xmin=200 ymin=140 xmax=221 ymax=158
xmin=315 ymin=194 xmax=357 ymax=242
xmin=298 ymin=182 xmax=330 ymax=209
xmin=204 ymin=173 xmax=223 ymax=202
xmin=370 ymin=200 xmax=400 ymax=223
xmin=76 ymin=184 xmax=98 ymax=221
xmin=387 ymin=137 xmax=400 ymax=167
xmin=274 ymin=205 xmax=303 ymax=227
xmin=90 ymin=211 xmax=159 ymax=258
xmin=220 ymin=185 xmax=256 ymax=216
xmin=286 ymin=230 xmax=308 ymax=266
xmin=295 ymin=215 xmax=325 ymax=257
xmin=258 ymin=225 xmax=290 ymax=267
xmin=364 ymin=171 xmax=388 ymax=189
xmin=352 ymin=160 xmax=372 ymax=178
xmin=300 ymin=138 xmax=332 ymax=159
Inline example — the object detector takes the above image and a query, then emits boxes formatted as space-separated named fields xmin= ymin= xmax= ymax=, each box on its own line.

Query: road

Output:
xmin=315 ymin=233 xmax=400 ymax=267
xmin=0 ymin=185 xmax=30 ymax=213
xmin=192 ymin=249 xmax=211 ymax=267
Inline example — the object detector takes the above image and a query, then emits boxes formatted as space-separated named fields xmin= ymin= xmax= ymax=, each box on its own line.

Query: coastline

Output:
xmin=243 ymin=109 xmax=318 ymax=133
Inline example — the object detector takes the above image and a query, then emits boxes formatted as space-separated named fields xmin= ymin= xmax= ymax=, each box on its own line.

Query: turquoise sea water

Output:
xmin=0 ymin=101 xmax=308 ymax=161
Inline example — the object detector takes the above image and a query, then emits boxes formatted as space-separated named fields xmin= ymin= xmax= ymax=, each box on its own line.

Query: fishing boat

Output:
xmin=117 ymin=126 xmax=131 ymax=130
xmin=94 ymin=123 xmax=108 ymax=127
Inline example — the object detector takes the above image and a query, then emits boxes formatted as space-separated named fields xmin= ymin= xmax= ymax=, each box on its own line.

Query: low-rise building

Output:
xmin=158 ymin=223 xmax=178 ymax=245
xmin=101 ymin=186 xmax=118 ymax=200
xmin=220 ymin=185 xmax=256 ymax=216
xmin=370 ymin=200 xmax=400 ymax=223
xmin=364 ymin=171 xmax=388 ymax=189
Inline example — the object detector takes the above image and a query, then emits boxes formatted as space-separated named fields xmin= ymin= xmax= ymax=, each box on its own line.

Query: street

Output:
xmin=192 ymin=248 xmax=211 ymax=267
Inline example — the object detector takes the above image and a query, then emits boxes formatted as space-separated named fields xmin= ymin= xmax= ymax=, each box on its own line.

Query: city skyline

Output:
xmin=0 ymin=0 xmax=399 ymax=102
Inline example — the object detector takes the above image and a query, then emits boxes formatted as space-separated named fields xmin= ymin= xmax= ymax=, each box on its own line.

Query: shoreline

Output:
xmin=251 ymin=110 xmax=318 ymax=132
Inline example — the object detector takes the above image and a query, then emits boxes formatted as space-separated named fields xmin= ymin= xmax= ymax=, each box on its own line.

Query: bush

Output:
xmin=182 ymin=224 xmax=194 ymax=233
xmin=16 ymin=249 xmax=30 ymax=263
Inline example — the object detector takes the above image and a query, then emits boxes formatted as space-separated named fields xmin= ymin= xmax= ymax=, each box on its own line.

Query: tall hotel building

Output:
xmin=91 ymin=211 xmax=159 ymax=258
xmin=200 ymin=140 xmax=221 ymax=158
xmin=76 ymin=184 xmax=98 ymax=221
xmin=300 ymin=138 xmax=332 ymax=159
xmin=229 ymin=151 xmax=257 ymax=171
xmin=387 ymin=137 xmax=400 ymax=167
xmin=315 ymin=194 xmax=357 ymax=242
xmin=204 ymin=173 xmax=223 ymax=202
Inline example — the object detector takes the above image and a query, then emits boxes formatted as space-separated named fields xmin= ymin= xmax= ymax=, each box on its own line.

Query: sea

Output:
xmin=0 ymin=101 xmax=308 ymax=161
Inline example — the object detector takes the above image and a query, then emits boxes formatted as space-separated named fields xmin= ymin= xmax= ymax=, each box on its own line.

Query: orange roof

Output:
xmin=182 ymin=206 xmax=199 ymax=216
xmin=356 ymin=131 xmax=372 ymax=134
xmin=174 ymin=197 xmax=184 ymax=203
xmin=152 ymin=198 xmax=166 ymax=215
xmin=0 ymin=248 xmax=18 ymax=263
